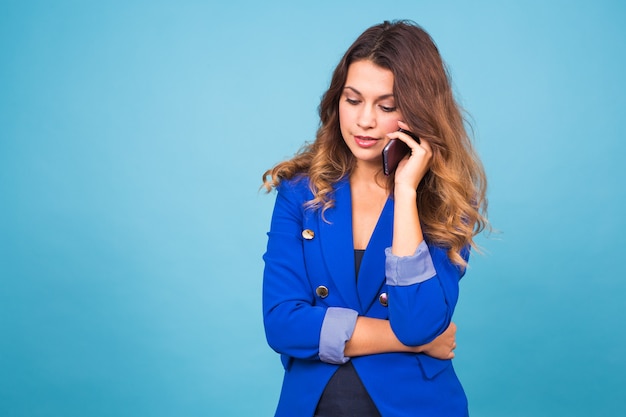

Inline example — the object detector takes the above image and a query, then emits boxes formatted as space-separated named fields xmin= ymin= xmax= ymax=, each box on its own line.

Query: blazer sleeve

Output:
xmin=262 ymin=179 xmax=357 ymax=363
xmin=384 ymin=241 xmax=470 ymax=346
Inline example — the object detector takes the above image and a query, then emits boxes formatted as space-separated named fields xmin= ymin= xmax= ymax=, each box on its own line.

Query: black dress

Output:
xmin=314 ymin=249 xmax=381 ymax=417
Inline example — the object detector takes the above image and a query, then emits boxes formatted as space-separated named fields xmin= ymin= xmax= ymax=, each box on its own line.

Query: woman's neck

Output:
xmin=350 ymin=161 xmax=388 ymax=192
xmin=350 ymin=163 xmax=389 ymax=250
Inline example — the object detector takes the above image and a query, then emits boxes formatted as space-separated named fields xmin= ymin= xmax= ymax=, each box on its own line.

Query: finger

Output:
xmin=396 ymin=122 xmax=422 ymax=145
xmin=397 ymin=120 xmax=412 ymax=131
xmin=387 ymin=129 xmax=423 ymax=153
xmin=419 ymin=137 xmax=432 ymax=154
xmin=398 ymin=128 xmax=420 ymax=144
xmin=391 ymin=123 xmax=431 ymax=156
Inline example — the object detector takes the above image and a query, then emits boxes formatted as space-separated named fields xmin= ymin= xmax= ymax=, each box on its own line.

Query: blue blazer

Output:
xmin=263 ymin=176 xmax=469 ymax=417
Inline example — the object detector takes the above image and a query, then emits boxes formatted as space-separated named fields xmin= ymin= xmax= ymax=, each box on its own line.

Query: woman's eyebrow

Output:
xmin=343 ymin=86 xmax=394 ymax=100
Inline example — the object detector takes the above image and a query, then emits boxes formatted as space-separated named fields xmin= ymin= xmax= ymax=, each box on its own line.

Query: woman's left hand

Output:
xmin=417 ymin=322 xmax=457 ymax=359
xmin=389 ymin=120 xmax=432 ymax=191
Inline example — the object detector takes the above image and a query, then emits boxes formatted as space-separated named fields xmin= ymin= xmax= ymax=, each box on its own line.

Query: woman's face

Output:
xmin=339 ymin=60 xmax=403 ymax=169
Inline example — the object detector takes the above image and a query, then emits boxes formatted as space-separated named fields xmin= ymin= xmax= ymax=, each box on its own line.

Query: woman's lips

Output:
xmin=354 ymin=136 xmax=380 ymax=148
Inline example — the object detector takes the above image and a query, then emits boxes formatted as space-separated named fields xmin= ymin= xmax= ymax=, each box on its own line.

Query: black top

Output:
xmin=314 ymin=249 xmax=381 ymax=417
xmin=354 ymin=249 xmax=365 ymax=280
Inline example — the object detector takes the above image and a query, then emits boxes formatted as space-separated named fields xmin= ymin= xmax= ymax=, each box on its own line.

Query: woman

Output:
xmin=262 ymin=20 xmax=488 ymax=417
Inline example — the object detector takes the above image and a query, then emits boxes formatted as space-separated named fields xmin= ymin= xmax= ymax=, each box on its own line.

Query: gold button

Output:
xmin=379 ymin=292 xmax=388 ymax=307
xmin=302 ymin=229 xmax=315 ymax=240
xmin=316 ymin=285 xmax=329 ymax=298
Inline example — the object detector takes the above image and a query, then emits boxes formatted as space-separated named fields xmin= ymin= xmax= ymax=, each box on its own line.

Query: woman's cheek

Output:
xmin=383 ymin=116 xmax=401 ymax=135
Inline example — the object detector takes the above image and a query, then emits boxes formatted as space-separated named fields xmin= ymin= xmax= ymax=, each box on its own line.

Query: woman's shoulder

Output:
xmin=277 ymin=173 xmax=310 ymax=191
xmin=278 ymin=174 xmax=347 ymax=195
xmin=275 ymin=174 xmax=313 ymax=201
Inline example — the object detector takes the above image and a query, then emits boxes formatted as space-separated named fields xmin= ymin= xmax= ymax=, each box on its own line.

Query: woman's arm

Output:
xmin=382 ymin=123 xmax=467 ymax=346
xmin=263 ymin=178 xmax=457 ymax=363
xmin=345 ymin=317 xmax=457 ymax=359
xmin=263 ymin=179 xmax=329 ymax=361
xmin=389 ymin=121 xmax=431 ymax=257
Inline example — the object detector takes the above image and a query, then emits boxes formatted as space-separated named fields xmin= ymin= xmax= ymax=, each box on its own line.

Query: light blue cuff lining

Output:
xmin=319 ymin=307 xmax=358 ymax=364
xmin=385 ymin=240 xmax=436 ymax=286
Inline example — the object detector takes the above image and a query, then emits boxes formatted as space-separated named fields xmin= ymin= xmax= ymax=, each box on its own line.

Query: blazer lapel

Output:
xmin=318 ymin=179 xmax=361 ymax=310
xmin=357 ymin=197 xmax=394 ymax=312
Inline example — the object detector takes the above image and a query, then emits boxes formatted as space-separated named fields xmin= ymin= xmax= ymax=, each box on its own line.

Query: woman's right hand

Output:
xmin=391 ymin=120 xmax=432 ymax=192
xmin=415 ymin=322 xmax=457 ymax=359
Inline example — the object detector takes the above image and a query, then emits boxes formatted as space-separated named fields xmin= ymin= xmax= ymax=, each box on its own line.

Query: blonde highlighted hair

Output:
xmin=263 ymin=20 xmax=488 ymax=267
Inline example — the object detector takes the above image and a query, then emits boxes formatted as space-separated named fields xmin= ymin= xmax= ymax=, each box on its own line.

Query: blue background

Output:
xmin=1 ymin=1 xmax=625 ymax=416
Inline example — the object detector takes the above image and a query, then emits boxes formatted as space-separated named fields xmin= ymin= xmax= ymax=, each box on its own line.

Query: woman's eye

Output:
xmin=380 ymin=105 xmax=397 ymax=113
xmin=345 ymin=98 xmax=360 ymax=105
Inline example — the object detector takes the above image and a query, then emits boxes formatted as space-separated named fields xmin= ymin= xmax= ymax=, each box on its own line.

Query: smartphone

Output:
xmin=382 ymin=128 xmax=421 ymax=176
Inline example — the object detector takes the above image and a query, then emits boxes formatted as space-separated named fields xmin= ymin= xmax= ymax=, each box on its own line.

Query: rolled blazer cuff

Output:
xmin=385 ymin=241 xmax=436 ymax=286
xmin=319 ymin=307 xmax=358 ymax=364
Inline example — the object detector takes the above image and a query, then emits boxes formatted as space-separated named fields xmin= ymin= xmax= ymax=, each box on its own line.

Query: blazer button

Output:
xmin=302 ymin=229 xmax=315 ymax=240
xmin=379 ymin=292 xmax=388 ymax=307
xmin=316 ymin=285 xmax=329 ymax=298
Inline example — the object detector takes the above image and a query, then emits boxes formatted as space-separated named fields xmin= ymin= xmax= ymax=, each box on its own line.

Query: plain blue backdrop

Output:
xmin=1 ymin=1 xmax=625 ymax=416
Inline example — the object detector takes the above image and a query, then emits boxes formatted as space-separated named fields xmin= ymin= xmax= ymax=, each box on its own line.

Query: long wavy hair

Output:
xmin=262 ymin=20 xmax=488 ymax=266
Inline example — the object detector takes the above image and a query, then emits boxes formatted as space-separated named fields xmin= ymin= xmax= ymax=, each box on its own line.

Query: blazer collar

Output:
xmin=318 ymin=178 xmax=393 ymax=313
xmin=357 ymin=198 xmax=393 ymax=312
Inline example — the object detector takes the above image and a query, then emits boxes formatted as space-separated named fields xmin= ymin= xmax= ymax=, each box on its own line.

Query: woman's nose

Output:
xmin=357 ymin=106 xmax=376 ymax=129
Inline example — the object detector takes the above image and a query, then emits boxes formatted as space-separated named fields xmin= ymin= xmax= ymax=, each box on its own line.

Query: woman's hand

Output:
xmin=389 ymin=120 xmax=432 ymax=191
xmin=415 ymin=322 xmax=457 ymax=359
xmin=346 ymin=317 xmax=459 ymax=358
xmin=389 ymin=121 xmax=429 ymax=256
